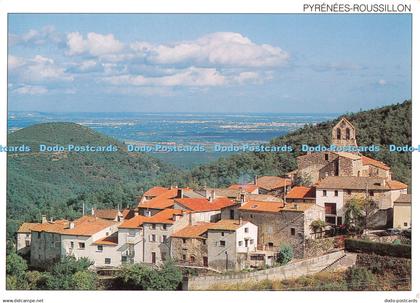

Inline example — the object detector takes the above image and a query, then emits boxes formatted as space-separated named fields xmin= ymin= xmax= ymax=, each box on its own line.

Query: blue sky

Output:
xmin=8 ymin=14 xmax=411 ymax=113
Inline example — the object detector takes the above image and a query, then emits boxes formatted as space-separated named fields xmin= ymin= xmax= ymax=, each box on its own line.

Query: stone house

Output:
xmin=237 ymin=201 xmax=324 ymax=258
xmin=170 ymin=219 xmax=258 ymax=272
xmin=29 ymin=216 xmax=119 ymax=269
xmin=296 ymin=118 xmax=391 ymax=184
xmin=16 ymin=222 xmax=40 ymax=255
xmin=315 ymin=176 xmax=408 ymax=226
xmin=393 ymin=194 xmax=411 ymax=229
xmin=170 ymin=222 xmax=210 ymax=267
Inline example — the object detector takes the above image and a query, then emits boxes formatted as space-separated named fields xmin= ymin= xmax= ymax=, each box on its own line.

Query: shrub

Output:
xmin=345 ymin=239 xmax=411 ymax=258
xmin=345 ymin=267 xmax=377 ymax=290
xmin=277 ymin=244 xmax=294 ymax=265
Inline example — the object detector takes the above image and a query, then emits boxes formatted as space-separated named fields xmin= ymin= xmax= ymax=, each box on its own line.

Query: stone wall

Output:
xmin=207 ymin=230 xmax=237 ymax=271
xmin=30 ymin=231 xmax=62 ymax=269
xmin=185 ymin=250 xmax=346 ymax=290
xmin=171 ymin=237 xmax=207 ymax=267
xmin=239 ymin=210 xmax=305 ymax=258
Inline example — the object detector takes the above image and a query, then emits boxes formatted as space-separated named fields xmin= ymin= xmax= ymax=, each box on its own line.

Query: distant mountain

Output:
xmin=7 ymin=122 xmax=178 ymax=238
xmin=185 ymin=100 xmax=412 ymax=188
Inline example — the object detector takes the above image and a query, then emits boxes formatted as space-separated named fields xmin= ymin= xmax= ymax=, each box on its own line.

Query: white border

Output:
xmin=0 ymin=1 xmax=418 ymax=303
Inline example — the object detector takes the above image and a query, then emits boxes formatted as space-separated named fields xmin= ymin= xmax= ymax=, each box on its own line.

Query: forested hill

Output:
xmin=184 ymin=100 xmax=412 ymax=188
xmin=7 ymin=122 xmax=179 ymax=237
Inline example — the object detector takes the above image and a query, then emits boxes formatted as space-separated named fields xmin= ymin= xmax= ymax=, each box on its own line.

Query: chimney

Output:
xmin=69 ymin=221 xmax=75 ymax=229
xmin=239 ymin=193 xmax=246 ymax=205
xmin=177 ymin=188 xmax=184 ymax=198
xmin=134 ymin=209 xmax=139 ymax=217
xmin=211 ymin=190 xmax=216 ymax=201
xmin=91 ymin=208 xmax=95 ymax=216
xmin=41 ymin=215 xmax=47 ymax=224
xmin=49 ymin=217 xmax=54 ymax=223
xmin=254 ymin=175 xmax=258 ymax=186
xmin=239 ymin=217 xmax=243 ymax=226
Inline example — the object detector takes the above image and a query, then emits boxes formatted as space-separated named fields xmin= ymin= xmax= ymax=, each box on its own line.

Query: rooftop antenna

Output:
xmin=82 ymin=202 xmax=85 ymax=216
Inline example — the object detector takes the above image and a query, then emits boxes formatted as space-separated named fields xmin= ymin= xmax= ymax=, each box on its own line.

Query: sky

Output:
xmin=7 ymin=14 xmax=411 ymax=113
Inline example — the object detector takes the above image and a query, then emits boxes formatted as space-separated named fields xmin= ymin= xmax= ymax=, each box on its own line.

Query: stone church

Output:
xmin=296 ymin=118 xmax=391 ymax=184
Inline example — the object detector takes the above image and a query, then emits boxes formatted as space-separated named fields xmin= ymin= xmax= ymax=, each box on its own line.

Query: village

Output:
xmin=16 ymin=118 xmax=411 ymax=276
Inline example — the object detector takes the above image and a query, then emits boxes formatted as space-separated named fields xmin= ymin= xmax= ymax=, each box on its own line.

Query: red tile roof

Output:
xmin=387 ymin=180 xmax=408 ymax=190
xmin=143 ymin=186 xmax=170 ymax=197
xmin=239 ymin=200 xmax=284 ymax=213
xmin=286 ymin=186 xmax=316 ymax=200
xmin=119 ymin=209 xmax=183 ymax=229
xmin=94 ymin=232 xmax=118 ymax=246
xmin=174 ymin=197 xmax=235 ymax=212
xmin=93 ymin=209 xmax=119 ymax=220
xmin=31 ymin=216 xmax=116 ymax=236
xmin=256 ymin=176 xmax=292 ymax=191
xmin=17 ymin=222 xmax=40 ymax=233
xmin=171 ymin=222 xmax=211 ymax=239
xmin=361 ymin=155 xmax=390 ymax=171
xmin=138 ymin=187 xmax=192 ymax=209
xmin=228 ymin=184 xmax=258 ymax=193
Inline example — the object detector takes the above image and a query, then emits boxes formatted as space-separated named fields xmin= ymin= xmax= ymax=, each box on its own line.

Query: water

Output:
xmin=8 ymin=111 xmax=338 ymax=167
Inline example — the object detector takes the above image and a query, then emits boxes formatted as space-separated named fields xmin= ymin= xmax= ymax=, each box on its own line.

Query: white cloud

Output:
xmin=66 ymin=32 xmax=124 ymax=56
xmin=9 ymin=26 xmax=62 ymax=46
xmin=131 ymin=32 xmax=289 ymax=68
xmin=378 ymin=79 xmax=387 ymax=86
xmin=9 ymin=55 xmax=73 ymax=83
xmin=12 ymin=85 xmax=48 ymax=95
xmin=103 ymin=67 xmax=226 ymax=87
xmin=8 ymin=55 xmax=25 ymax=70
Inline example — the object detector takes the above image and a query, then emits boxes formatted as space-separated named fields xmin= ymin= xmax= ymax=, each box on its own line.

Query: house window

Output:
xmin=268 ymin=242 xmax=274 ymax=248
xmin=324 ymin=154 xmax=329 ymax=161
xmin=346 ymin=128 xmax=351 ymax=140
xmin=190 ymin=255 xmax=196 ymax=263
xmin=324 ymin=203 xmax=337 ymax=215
xmin=162 ymin=235 xmax=167 ymax=243
xmin=78 ymin=242 xmax=85 ymax=249
xmin=244 ymin=227 xmax=249 ymax=233
xmin=336 ymin=129 xmax=341 ymax=140
xmin=162 ymin=252 xmax=167 ymax=261
xmin=121 ymin=256 xmax=127 ymax=263
xmin=230 ymin=209 xmax=235 ymax=219
xmin=151 ymin=224 xmax=156 ymax=230
xmin=337 ymin=217 xmax=343 ymax=225
xmin=220 ymin=241 xmax=226 ymax=247
xmin=97 ymin=245 xmax=103 ymax=252
xmin=151 ymin=234 xmax=156 ymax=242
xmin=238 ymin=241 xmax=243 ymax=246
xmin=323 ymin=190 xmax=327 ymax=197
xmin=162 ymin=224 xmax=167 ymax=230
xmin=347 ymin=190 xmax=352 ymax=195
xmin=182 ymin=238 xmax=187 ymax=244
xmin=404 ymin=222 xmax=408 ymax=227
xmin=326 ymin=216 xmax=336 ymax=225
xmin=37 ymin=232 xmax=41 ymax=239
xmin=70 ymin=241 xmax=74 ymax=249
xmin=105 ymin=258 xmax=111 ymax=265
xmin=25 ymin=240 xmax=30 ymax=247
xmin=182 ymin=254 xmax=186 ymax=261
xmin=221 ymin=232 xmax=225 ymax=236
xmin=291 ymin=228 xmax=296 ymax=236
xmin=334 ymin=190 xmax=338 ymax=197
xmin=250 ymin=214 xmax=254 ymax=218
xmin=369 ymin=191 xmax=374 ymax=197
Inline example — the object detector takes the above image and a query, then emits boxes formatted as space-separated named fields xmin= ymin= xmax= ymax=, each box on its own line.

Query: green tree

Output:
xmin=114 ymin=261 xmax=182 ymax=290
xmin=344 ymin=198 xmax=364 ymax=234
xmin=277 ymin=244 xmax=294 ymax=265
xmin=6 ymin=253 xmax=29 ymax=290
xmin=71 ymin=271 xmax=97 ymax=290
xmin=310 ymin=219 xmax=326 ymax=239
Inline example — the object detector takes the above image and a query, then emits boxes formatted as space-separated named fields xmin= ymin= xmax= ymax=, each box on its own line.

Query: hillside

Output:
xmin=7 ymin=123 xmax=179 ymax=239
xmin=184 ymin=100 xmax=412 ymax=188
